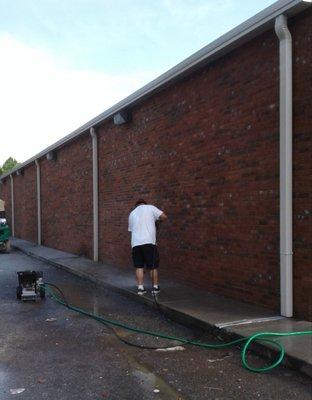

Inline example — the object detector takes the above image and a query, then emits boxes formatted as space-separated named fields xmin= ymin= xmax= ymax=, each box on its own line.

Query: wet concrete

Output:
xmin=0 ymin=249 xmax=311 ymax=399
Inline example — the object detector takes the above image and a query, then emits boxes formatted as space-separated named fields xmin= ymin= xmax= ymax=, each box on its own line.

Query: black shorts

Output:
xmin=132 ymin=244 xmax=159 ymax=269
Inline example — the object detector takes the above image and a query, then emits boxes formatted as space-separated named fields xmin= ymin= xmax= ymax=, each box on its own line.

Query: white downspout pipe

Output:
xmin=275 ymin=14 xmax=293 ymax=317
xmin=90 ymin=127 xmax=99 ymax=262
xmin=35 ymin=160 xmax=42 ymax=245
xmin=10 ymin=174 xmax=14 ymax=236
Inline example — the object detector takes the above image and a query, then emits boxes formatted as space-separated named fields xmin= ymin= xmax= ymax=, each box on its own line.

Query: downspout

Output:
xmin=275 ymin=15 xmax=293 ymax=317
xmin=90 ymin=127 xmax=99 ymax=262
xmin=35 ymin=160 xmax=42 ymax=245
xmin=10 ymin=174 xmax=14 ymax=236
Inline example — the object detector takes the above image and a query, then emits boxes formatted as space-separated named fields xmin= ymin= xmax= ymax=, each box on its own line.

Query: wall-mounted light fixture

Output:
xmin=16 ymin=169 xmax=24 ymax=176
xmin=46 ymin=151 xmax=57 ymax=161
xmin=113 ymin=110 xmax=131 ymax=125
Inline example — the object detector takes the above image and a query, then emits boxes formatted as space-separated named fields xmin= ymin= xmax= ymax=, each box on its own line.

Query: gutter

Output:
xmin=10 ymin=174 xmax=14 ymax=236
xmin=0 ymin=1 xmax=310 ymax=180
xmin=90 ymin=127 xmax=99 ymax=262
xmin=275 ymin=15 xmax=293 ymax=317
xmin=35 ymin=160 xmax=42 ymax=245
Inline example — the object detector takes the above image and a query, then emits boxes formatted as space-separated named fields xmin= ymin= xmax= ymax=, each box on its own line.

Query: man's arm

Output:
xmin=159 ymin=212 xmax=167 ymax=220
xmin=152 ymin=205 xmax=167 ymax=221
xmin=155 ymin=212 xmax=167 ymax=230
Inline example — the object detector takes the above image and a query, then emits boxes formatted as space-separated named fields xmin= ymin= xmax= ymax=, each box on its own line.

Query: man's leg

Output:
xmin=147 ymin=244 xmax=160 ymax=292
xmin=136 ymin=268 xmax=144 ymax=286
xmin=136 ymin=268 xmax=146 ymax=295
xmin=133 ymin=246 xmax=145 ymax=292
xmin=150 ymin=269 xmax=158 ymax=286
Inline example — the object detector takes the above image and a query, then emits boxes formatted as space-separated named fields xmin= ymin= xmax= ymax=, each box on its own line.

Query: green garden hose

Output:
xmin=44 ymin=284 xmax=312 ymax=373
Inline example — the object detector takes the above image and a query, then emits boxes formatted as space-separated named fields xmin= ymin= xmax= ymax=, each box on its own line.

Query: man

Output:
xmin=128 ymin=199 xmax=167 ymax=295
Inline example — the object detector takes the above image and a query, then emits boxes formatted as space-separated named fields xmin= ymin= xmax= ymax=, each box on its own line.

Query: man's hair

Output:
xmin=135 ymin=199 xmax=147 ymax=207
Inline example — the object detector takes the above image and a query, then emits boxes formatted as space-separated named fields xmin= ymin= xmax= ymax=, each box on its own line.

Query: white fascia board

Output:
xmin=1 ymin=0 xmax=311 ymax=180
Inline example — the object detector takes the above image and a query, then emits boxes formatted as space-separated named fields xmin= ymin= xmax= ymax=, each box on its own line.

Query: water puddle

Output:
xmin=47 ymin=283 xmax=187 ymax=398
xmin=122 ymin=351 xmax=186 ymax=400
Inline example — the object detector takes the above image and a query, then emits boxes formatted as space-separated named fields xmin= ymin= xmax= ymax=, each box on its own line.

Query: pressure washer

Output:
xmin=16 ymin=270 xmax=45 ymax=301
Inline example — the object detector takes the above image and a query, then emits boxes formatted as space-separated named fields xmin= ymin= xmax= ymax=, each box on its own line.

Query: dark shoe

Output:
xmin=137 ymin=287 xmax=146 ymax=295
xmin=151 ymin=286 xmax=160 ymax=294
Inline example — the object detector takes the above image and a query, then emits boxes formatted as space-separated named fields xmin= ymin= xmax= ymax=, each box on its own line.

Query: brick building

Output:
xmin=1 ymin=0 xmax=311 ymax=320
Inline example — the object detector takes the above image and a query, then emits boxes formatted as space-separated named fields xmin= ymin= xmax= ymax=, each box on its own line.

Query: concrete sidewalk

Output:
xmin=11 ymin=238 xmax=312 ymax=377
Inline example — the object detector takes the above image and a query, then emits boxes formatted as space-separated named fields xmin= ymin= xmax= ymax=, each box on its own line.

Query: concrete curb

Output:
xmin=12 ymin=242 xmax=312 ymax=378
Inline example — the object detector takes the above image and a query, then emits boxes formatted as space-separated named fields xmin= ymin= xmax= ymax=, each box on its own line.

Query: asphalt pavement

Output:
xmin=0 ymin=249 xmax=311 ymax=399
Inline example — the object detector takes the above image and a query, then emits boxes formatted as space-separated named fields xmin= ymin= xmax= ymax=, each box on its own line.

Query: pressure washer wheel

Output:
xmin=0 ymin=240 xmax=10 ymax=253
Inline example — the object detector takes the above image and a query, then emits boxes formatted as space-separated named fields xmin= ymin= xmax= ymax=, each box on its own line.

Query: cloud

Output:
xmin=0 ymin=35 xmax=156 ymax=164
xmin=162 ymin=0 xmax=234 ymax=24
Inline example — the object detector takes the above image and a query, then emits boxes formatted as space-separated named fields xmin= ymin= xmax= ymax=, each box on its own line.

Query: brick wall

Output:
xmin=40 ymin=134 xmax=93 ymax=258
xmin=1 ymin=9 xmax=311 ymax=320
xmin=98 ymin=28 xmax=281 ymax=311
xmin=13 ymin=165 xmax=37 ymax=243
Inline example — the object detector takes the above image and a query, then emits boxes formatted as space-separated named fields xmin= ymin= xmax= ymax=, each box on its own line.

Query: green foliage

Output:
xmin=0 ymin=157 xmax=19 ymax=175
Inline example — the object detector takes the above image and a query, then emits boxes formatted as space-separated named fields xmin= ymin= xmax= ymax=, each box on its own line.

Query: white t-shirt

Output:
xmin=128 ymin=204 xmax=163 ymax=248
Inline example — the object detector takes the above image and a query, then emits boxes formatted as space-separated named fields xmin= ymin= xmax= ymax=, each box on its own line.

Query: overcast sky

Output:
xmin=0 ymin=0 xmax=275 ymax=165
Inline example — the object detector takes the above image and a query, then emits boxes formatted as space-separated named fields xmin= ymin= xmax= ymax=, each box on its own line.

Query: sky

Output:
xmin=0 ymin=0 xmax=276 ymax=166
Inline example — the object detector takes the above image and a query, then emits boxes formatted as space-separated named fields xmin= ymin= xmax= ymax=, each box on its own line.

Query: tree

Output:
xmin=0 ymin=157 xmax=19 ymax=175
